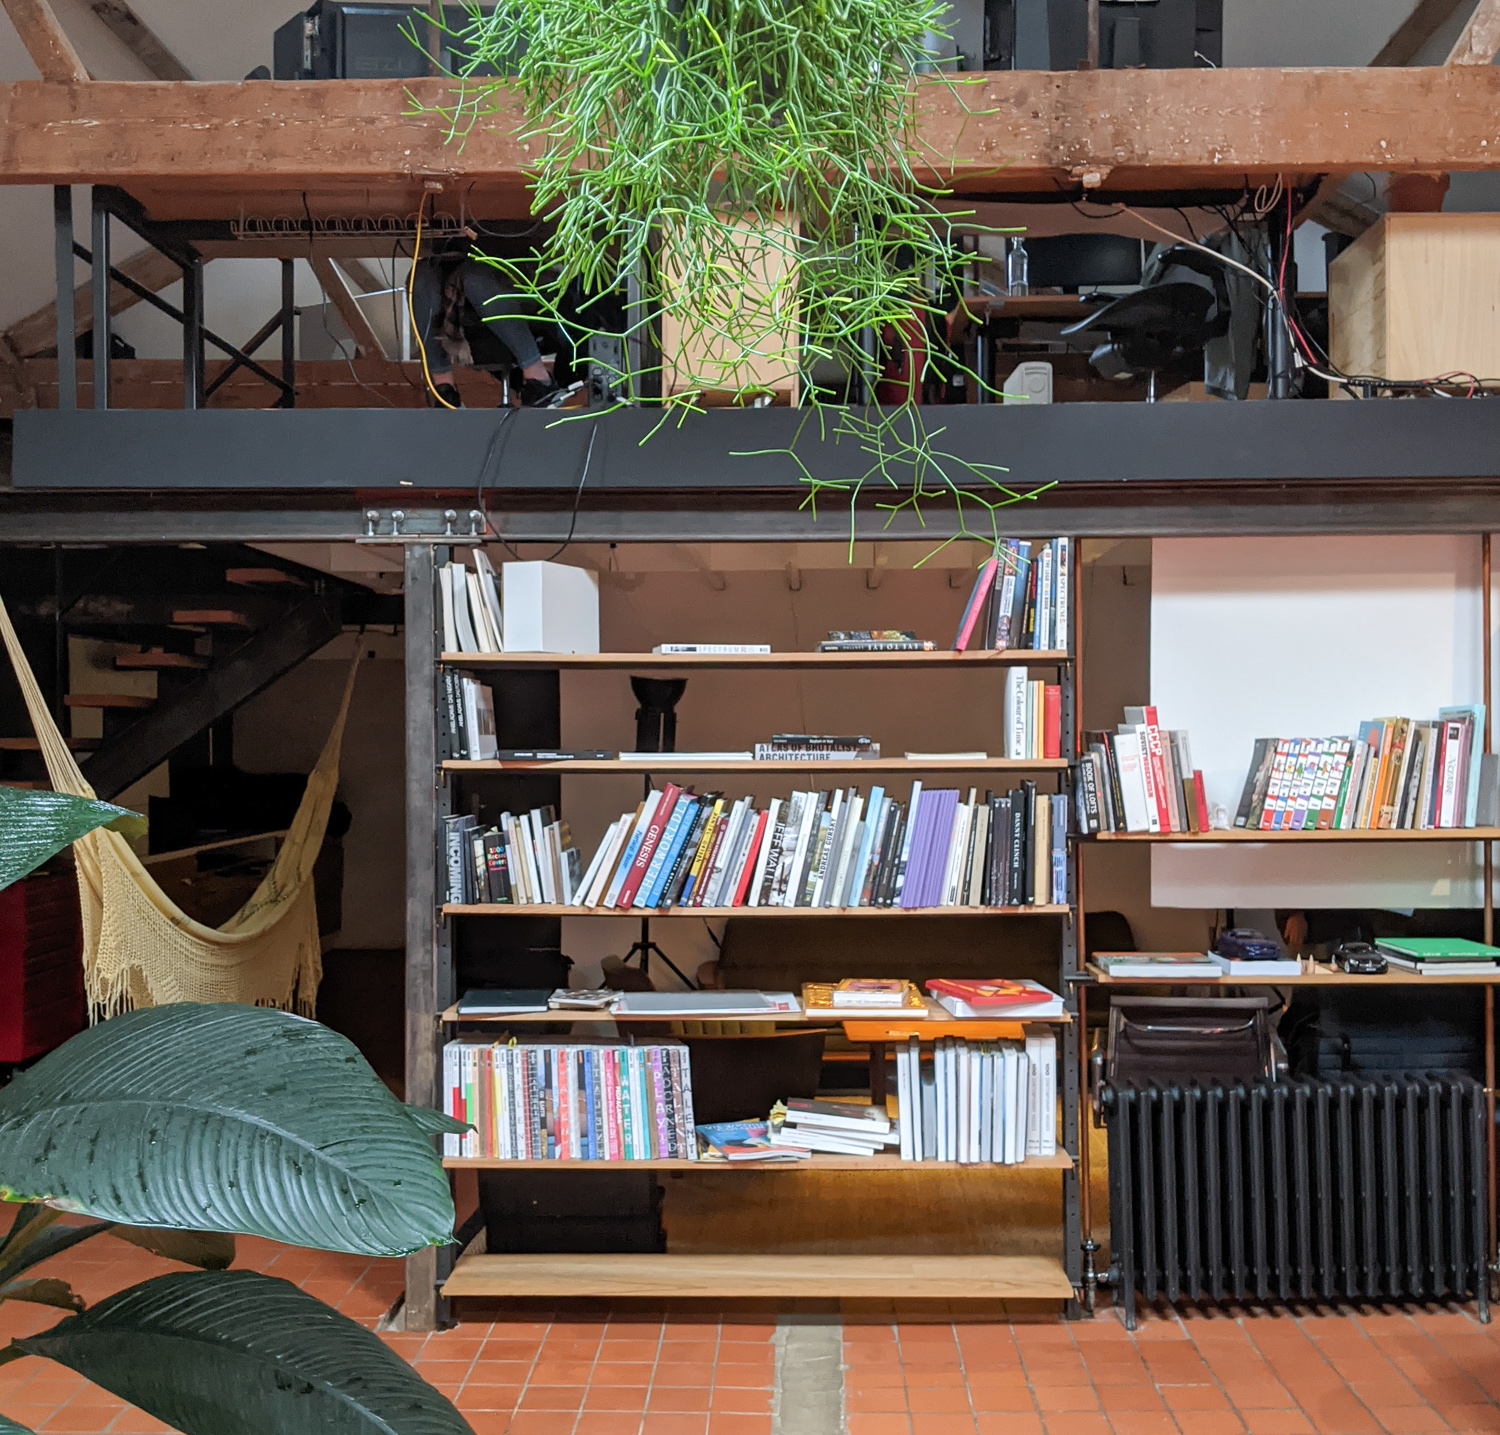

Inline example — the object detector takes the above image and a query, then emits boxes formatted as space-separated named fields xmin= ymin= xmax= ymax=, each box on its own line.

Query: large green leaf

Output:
xmin=0 ymin=787 xmax=137 ymax=891
xmin=109 ymin=1227 xmax=236 ymax=1270
xmin=0 ymin=1005 xmax=455 ymax=1256
xmin=13 ymin=1270 xmax=474 ymax=1435
xmin=0 ymin=1277 xmax=82 ymax=1311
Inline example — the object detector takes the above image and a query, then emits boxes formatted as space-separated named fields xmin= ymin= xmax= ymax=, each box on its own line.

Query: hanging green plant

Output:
xmin=430 ymin=0 xmax=1053 ymax=542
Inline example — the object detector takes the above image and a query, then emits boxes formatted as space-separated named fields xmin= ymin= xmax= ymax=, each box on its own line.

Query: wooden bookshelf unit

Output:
xmin=415 ymin=544 xmax=1085 ymax=1318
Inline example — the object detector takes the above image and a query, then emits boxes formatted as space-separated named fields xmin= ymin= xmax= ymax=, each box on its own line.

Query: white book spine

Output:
xmin=604 ymin=793 xmax=660 ymax=907
xmin=573 ymin=818 xmax=617 ymax=907
xmin=442 ymin=1042 xmax=460 ymax=1158
xmin=703 ymin=799 xmax=748 ymax=907
xmin=1040 ymin=1035 xmax=1056 ymax=1156
xmin=439 ymin=565 xmax=458 ymax=653
xmin=893 ymin=781 xmax=923 ymax=904
xmin=968 ymin=1046 xmax=982 ymax=1165
xmin=908 ymin=1038 xmax=923 ymax=1161
xmin=1004 ymin=666 xmax=1027 ymax=759
xmin=1053 ymin=537 xmax=1070 ymax=652
xmin=584 ymin=817 xmax=627 ymax=908
xmin=809 ymin=790 xmax=845 ymax=908
xmin=894 ymin=1037 xmax=906 ymax=1157
xmin=934 ymin=1040 xmax=948 ymax=1163
xmin=783 ymin=794 xmax=821 ymax=907
xmin=828 ymin=795 xmax=863 ymax=907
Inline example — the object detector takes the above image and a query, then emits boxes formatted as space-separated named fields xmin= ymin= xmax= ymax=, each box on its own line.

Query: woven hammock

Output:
xmin=0 ymin=593 xmax=358 ymax=1018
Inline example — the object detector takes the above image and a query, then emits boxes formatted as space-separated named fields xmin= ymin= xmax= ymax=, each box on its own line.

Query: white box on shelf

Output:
xmin=501 ymin=561 xmax=600 ymax=653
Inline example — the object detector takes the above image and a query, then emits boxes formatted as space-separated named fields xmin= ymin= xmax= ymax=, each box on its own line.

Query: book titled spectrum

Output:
xmin=442 ymin=1039 xmax=696 ymax=1161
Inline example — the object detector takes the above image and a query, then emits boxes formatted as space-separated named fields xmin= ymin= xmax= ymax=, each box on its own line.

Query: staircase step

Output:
xmin=63 ymin=693 xmax=155 ymax=710
xmin=170 ymin=610 xmax=255 ymax=629
xmin=115 ymin=649 xmax=207 ymax=671
xmin=225 ymin=568 xmax=306 ymax=589
xmin=0 ymin=737 xmax=99 ymax=751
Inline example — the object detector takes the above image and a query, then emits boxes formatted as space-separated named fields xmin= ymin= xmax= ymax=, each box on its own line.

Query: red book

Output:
xmin=952 ymin=556 xmax=999 ymax=652
xmin=731 ymin=810 xmax=769 ymax=906
xmin=1142 ymin=707 xmax=1174 ymax=834
xmin=617 ymin=784 xmax=680 ymax=909
xmin=1043 ymin=685 xmax=1062 ymax=760
xmin=925 ymin=978 xmax=1043 ymax=1009
xmin=1193 ymin=771 xmax=1210 ymax=833
xmin=691 ymin=804 xmax=735 ymax=907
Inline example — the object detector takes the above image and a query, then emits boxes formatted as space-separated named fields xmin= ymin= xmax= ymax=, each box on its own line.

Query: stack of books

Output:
xmin=801 ymin=979 xmax=926 ymax=1015
xmin=564 ymin=780 xmax=1068 ymax=911
xmin=696 ymin=1119 xmax=809 ymax=1162
xmin=952 ymin=538 xmax=1071 ymax=653
xmin=439 ymin=672 xmax=498 ymax=761
xmin=817 ymin=630 xmax=935 ymax=652
xmin=925 ymin=978 xmax=1064 ymax=1018
xmin=769 ymin=1098 xmax=897 ymax=1156
xmin=441 ymin=1039 xmax=697 ymax=1160
xmin=753 ymin=734 xmax=881 ymax=762
xmin=443 ymin=806 xmax=583 ymax=905
xmin=1078 ymin=707 xmax=1208 ymax=834
xmin=1094 ymin=951 xmax=1224 ymax=980
xmin=1232 ymin=711 xmax=1496 ymax=831
xmin=1374 ymin=936 xmax=1500 ymax=974
xmin=439 ymin=553 xmax=505 ymax=655
xmin=895 ymin=1031 xmax=1057 ymax=1163
xmin=1002 ymin=671 xmax=1061 ymax=761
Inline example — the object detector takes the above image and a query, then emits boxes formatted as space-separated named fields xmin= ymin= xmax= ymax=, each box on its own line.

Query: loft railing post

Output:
xmin=53 ymin=186 xmax=76 ymax=410
xmin=90 ymin=189 xmax=111 ymax=410
xmin=181 ymin=257 xmax=205 ymax=409
xmin=280 ymin=258 xmax=297 ymax=408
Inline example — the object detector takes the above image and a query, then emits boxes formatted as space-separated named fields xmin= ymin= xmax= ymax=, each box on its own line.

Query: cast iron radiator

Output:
xmin=1100 ymin=1078 xmax=1490 ymax=1329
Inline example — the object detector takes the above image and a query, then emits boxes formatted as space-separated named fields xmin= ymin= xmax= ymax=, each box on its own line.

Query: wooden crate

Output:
xmin=1330 ymin=213 xmax=1500 ymax=391
xmin=658 ymin=213 xmax=799 ymax=404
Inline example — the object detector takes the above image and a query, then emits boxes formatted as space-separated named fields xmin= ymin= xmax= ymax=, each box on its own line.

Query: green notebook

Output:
xmin=1374 ymin=937 xmax=1500 ymax=961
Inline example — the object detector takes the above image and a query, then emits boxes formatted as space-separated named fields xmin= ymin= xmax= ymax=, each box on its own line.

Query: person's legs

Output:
xmin=459 ymin=258 xmax=550 ymax=381
xmin=409 ymin=258 xmax=457 ymax=388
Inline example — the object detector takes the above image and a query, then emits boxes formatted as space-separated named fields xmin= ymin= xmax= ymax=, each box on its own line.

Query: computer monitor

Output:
xmin=1046 ymin=0 xmax=1221 ymax=70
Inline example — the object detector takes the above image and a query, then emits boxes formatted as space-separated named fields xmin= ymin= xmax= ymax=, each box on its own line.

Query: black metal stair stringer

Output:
xmin=83 ymin=591 xmax=344 ymax=800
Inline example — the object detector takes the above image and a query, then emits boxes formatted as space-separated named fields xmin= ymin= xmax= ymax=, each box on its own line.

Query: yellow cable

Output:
xmin=408 ymin=193 xmax=458 ymax=409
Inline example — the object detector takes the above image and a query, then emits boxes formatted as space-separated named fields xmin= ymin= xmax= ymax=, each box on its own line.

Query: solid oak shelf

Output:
xmin=442 ymin=1151 xmax=1073 ymax=1172
xmin=1086 ymin=961 xmax=1500 ymax=987
xmin=441 ymin=650 xmax=1070 ymax=670
xmin=441 ymin=1252 xmax=1075 ymax=1300
xmin=442 ymin=903 xmax=1071 ymax=919
xmin=1088 ymin=828 xmax=1500 ymax=842
xmin=444 ymin=757 xmax=1068 ymax=774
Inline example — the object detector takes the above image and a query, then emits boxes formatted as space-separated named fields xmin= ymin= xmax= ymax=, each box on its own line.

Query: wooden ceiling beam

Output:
xmin=85 ymin=0 xmax=193 ymax=80
xmin=1372 ymin=0 xmax=1469 ymax=65
xmin=1 ymin=0 xmax=89 ymax=82
xmin=3 ymin=69 xmax=1500 ymax=215
xmin=5 ymin=246 xmax=184 ymax=358
xmin=308 ymin=256 xmax=388 ymax=359
xmin=1448 ymin=0 xmax=1500 ymax=61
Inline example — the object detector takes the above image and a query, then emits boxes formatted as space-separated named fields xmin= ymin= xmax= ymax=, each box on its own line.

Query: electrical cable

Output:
xmin=408 ymin=193 xmax=459 ymax=409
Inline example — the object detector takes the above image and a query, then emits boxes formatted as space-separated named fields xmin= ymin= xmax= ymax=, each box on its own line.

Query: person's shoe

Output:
xmin=427 ymin=382 xmax=462 ymax=409
xmin=521 ymin=378 xmax=583 ymax=409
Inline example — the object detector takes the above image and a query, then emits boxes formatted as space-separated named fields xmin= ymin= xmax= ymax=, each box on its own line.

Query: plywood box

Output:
xmin=658 ymin=213 xmax=799 ymax=404
xmin=1329 ymin=213 xmax=1500 ymax=392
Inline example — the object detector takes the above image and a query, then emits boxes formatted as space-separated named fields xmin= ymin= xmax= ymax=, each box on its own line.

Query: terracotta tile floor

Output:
xmin=3 ymin=1228 xmax=1500 ymax=1434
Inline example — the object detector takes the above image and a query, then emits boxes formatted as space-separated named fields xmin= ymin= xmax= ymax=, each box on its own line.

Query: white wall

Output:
xmin=1150 ymin=534 xmax=1491 ymax=910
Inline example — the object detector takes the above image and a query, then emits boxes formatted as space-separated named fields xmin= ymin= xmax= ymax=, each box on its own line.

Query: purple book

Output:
xmin=898 ymin=790 xmax=937 ymax=909
xmin=920 ymin=790 xmax=960 ymax=906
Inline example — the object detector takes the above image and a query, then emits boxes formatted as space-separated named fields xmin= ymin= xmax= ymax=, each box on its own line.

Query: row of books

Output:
xmin=1003 ymin=671 xmax=1062 ymax=762
xmin=562 ymin=781 xmax=1068 ymax=911
xmin=439 ymin=554 xmax=505 ymax=655
xmin=442 ymin=1039 xmax=696 ymax=1160
xmin=952 ymin=538 xmax=1071 ymax=653
xmin=1233 ymin=711 xmax=1496 ymax=831
xmin=798 ymin=977 xmax=1065 ymax=1019
xmin=1076 ymin=707 xmax=1207 ymax=835
xmin=444 ymin=807 xmax=583 ymax=907
xmin=440 ymin=672 xmax=498 ymax=761
xmin=896 ymin=1032 xmax=1057 ymax=1162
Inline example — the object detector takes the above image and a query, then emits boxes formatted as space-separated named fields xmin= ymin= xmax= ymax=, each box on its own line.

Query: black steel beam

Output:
xmin=14 ymin=400 xmax=1500 ymax=494
xmin=13 ymin=487 xmax=1500 ymax=543
xmin=82 ymin=591 xmax=342 ymax=799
